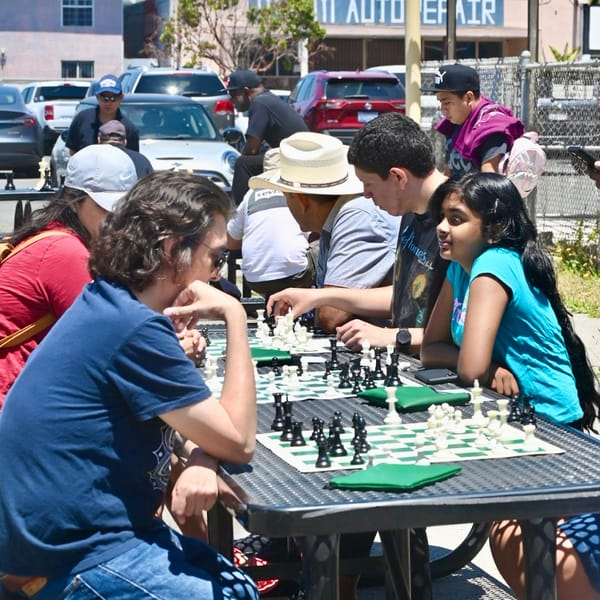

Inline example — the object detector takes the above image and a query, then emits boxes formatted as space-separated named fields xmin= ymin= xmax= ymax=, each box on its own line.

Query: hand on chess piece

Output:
xmin=489 ymin=364 xmax=519 ymax=397
xmin=266 ymin=287 xmax=320 ymax=319
xmin=336 ymin=318 xmax=396 ymax=352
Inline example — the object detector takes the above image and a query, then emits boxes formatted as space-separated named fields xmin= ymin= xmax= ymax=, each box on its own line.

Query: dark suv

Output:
xmin=288 ymin=70 xmax=405 ymax=144
xmin=119 ymin=67 xmax=235 ymax=132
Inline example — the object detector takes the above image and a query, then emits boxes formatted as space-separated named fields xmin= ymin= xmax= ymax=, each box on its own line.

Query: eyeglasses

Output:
xmin=97 ymin=94 xmax=119 ymax=102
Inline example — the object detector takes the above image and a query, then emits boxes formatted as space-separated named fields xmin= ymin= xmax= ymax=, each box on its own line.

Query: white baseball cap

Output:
xmin=65 ymin=144 xmax=137 ymax=211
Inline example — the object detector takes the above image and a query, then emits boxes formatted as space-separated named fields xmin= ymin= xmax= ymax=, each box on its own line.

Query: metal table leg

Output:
xmin=521 ymin=517 xmax=557 ymax=600
xmin=295 ymin=533 xmax=340 ymax=600
xmin=379 ymin=529 xmax=411 ymax=600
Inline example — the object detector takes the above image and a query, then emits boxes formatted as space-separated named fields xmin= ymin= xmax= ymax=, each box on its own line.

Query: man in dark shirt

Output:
xmin=66 ymin=74 xmax=139 ymax=155
xmin=97 ymin=120 xmax=152 ymax=178
xmin=227 ymin=69 xmax=307 ymax=204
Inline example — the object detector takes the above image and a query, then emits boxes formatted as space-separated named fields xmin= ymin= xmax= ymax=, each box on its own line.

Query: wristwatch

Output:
xmin=395 ymin=328 xmax=412 ymax=353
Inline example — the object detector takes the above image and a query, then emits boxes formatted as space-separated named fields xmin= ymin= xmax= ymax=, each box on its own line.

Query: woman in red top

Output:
xmin=0 ymin=144 xmax=138 ymax=406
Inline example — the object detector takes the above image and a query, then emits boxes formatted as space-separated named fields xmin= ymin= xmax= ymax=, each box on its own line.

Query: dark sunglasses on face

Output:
xmin=97 ymin=94 xmax=119 ymax=102
xmin=213 ymin=249 xmax=230 ymax=272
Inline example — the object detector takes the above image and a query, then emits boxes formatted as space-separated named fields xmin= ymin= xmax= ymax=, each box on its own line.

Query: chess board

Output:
xmin=205 ymin=368 xmax=418 ymax=404
xmin=257 ymin=419 xmax=565 ymax=473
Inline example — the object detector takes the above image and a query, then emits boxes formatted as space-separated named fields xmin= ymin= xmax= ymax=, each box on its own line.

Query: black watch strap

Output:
xmin=395 ymin=328 xmax=412 ymax=352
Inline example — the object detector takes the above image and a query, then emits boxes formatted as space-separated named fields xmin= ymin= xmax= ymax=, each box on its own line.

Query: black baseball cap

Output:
xmin=421 ymin=64 xmax=480 ymax=93
xmin=227 ymin=69 xmax=261 ymax=92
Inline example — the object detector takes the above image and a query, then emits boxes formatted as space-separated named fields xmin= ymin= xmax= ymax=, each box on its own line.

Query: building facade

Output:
xmin=0 ymin=0 xmax=124 ymax=83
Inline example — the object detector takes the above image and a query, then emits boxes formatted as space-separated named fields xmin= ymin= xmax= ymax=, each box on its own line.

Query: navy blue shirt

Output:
xmin=66 ymin=107 xmax=140 ymax=153
xmin=0 ymin=279 xmax=211 ymax=577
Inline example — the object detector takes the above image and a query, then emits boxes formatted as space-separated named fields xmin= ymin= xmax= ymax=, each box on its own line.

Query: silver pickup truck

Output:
xmin=21 ymin=80 xmax=90 ymax=154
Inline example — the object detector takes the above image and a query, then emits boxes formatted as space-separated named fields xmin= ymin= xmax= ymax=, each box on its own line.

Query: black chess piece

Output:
xmin=362 ymin=366 xmax=377 ymax=390
xmin=310 ymin=416 xmax=324 ymax=441
xmin=290 ymin=421 xmax=306 ymax=446
xmin=271 ymin=392 xmax=285 ymax=431
xmin=329 ymin=425 xmax=347 ymax=457
xmin=280 ymin=401 xmax=294 ymax=441
xmin=315 ymin=438 xmax=331 ymax=468
xmin=520 ymin=398 xmax=536 ymax=425
xmin=199 ymin=326 xmax=212 ymax=347
xmin=350 ymin=446 xmax=365 ymax=465
xmin=357 ymin=429 xmax=371 ymax=453
xmin=338 ymin=363 xmax=352 ymax=389
xmin=383 ymin=362 xmax=401 ymax=387
xmin=291 ymin=354 xmax=303 ymax=376
xmin=508 ymin=395 xmax=521 ymax=423
xmin=329 ymin=338 xmax=340 ymax=370
xmin=4 ymin=172 xmax=15 ymax=191
xmin=351 ymin=367 xmax=363 ymax=394
xmin=270 ymin=357 xmax=282 ymax=376
xmin=41 ymin=168 xmax=54 ymax=192
xmin=373 ymin=347 xmax=386 ymax=380
xmin=332 ymin=410 xmax=345 ymax=433
xmin=322 ymin=360 xmax=332 ymax=380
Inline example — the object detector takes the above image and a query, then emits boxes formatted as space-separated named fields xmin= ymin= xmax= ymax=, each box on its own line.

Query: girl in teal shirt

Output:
xmin=421 ymin=171 xmax=600 ymax=599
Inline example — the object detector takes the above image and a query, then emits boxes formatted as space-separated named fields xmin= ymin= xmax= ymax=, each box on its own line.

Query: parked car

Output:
xmin=288 ymin=70 xmax=405 ymax=144
xmin=50 ymin=94 xmax=239 ymax=193
xmin=366 ymin=65 xmax=441 ymax=131
xmin=0 ymin=85 xmax=43 ymax=176
xmin=20 ymin=80 xmax=90 ymax=154
xmin=118 ymin=67 xmax=235 ymax=132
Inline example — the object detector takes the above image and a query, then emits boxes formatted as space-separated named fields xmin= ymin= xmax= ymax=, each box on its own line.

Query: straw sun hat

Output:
xmin=249 ymin=132 xmax=363 ymax=196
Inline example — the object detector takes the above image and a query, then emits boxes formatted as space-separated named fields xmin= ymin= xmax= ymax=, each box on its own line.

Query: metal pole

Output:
xmin=446 ymin=0 xmax=457 ymax=60
xmin=528 ymin=0 xmax=539 ymax=62
xmin=405 ymin=0 xmax=422 ymax=125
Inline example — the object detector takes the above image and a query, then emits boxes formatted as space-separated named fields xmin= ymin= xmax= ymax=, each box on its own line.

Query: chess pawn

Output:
xmin=383 ymin=387 xmax=402 ymax=424
xmin=522 ymin=423 xmax=538 ymax=451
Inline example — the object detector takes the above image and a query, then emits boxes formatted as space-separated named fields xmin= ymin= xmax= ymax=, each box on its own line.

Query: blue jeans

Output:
xmin=27 ymin=524 xmax=259 ymax=600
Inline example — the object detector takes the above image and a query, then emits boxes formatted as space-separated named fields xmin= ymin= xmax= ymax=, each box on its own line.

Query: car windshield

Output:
xmin=35 ymin=85 xmax=87 ymax=101
xmin=134 ymin=74 xmax=226 ymax=97
xmin=120 ymin=103 xmax=219 ymax=141
xmin=0 ymin=89 xmax=24 ymax=108
xmin=325 ymin=78 xmax=403 ymax=100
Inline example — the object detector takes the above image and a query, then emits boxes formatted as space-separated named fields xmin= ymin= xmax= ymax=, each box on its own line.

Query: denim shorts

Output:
xmin=25 ymin=523 xmax=259 ymax=600
xmin=558 ymin=512 xmax=600 ymax=593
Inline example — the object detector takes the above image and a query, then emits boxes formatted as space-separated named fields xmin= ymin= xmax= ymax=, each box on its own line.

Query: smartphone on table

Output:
xmin=567 ymin=145 xmax=600 ymax=171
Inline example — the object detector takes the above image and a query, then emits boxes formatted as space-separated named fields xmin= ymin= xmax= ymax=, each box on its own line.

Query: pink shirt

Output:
xmin=0 ymin=225 xmax=90 ymax=407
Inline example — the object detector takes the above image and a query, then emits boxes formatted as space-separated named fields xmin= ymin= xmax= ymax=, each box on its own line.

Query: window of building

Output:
xmin=62 ymin=61 xmax=94 ymax=79
xmin=63 ymin=0 xmax=93 ymax=27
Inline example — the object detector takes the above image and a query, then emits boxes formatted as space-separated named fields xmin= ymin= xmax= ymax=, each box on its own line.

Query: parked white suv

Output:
xmin=21 ymin=80 xmax=90 ymax=154
xmin=366 ymin=65 xmax=441 ymax=131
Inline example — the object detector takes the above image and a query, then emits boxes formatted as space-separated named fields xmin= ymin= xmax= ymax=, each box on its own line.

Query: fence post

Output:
xmin=519 ymin=50 xmax=537 ymax=225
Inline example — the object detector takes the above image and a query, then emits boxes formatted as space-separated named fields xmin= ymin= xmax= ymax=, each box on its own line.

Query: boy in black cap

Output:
xmin=423 ymin=63 xmax=524 ymax=178
xmin=227 ymin=69 xmax=307 ymax=204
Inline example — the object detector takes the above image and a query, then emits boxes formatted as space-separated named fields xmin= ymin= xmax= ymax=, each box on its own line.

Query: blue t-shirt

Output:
xmin=0 ymin=279 xmax=211 ymax=578
xmin=446 ymin=247 xmax=582 ymax=424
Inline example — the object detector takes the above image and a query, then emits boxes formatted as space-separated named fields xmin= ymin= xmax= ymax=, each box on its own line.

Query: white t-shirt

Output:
xmin=228 ymin=188 xmax=309 ymax=282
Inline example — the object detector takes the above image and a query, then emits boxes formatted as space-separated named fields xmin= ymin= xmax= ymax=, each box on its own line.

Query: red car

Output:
xmin=289 ymin=70 xmax=405 ymax=144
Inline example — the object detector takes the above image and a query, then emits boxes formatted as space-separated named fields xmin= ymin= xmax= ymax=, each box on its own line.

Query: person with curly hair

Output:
xmin=0 ymin=171 xmax=259 ymax=600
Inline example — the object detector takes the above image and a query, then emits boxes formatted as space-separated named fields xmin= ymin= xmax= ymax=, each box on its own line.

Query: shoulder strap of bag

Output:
xmin=0 ymin=230 xmax=72 ymax=349
xmin=0 ymin=230 xmax=72 ymax=266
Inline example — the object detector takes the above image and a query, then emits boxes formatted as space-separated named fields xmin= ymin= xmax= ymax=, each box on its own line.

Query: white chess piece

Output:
xmin=470 ymin=379 xmax=486 ymax=426
xmin=522 ymin=423 xmax=538 ymax=451
xmin=383 ymin=386 xmax=402 ymax=424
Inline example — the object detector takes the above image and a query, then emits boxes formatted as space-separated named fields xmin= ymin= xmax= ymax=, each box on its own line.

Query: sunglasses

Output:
xmin=97 ymin=94 xmax=120 ymax=102
xmin=201 ymin=243 xmax=230 ymax=272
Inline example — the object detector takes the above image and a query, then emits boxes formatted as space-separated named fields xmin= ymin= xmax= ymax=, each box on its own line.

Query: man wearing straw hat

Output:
xmin=249 ymin=131 xmax=400 ymax=333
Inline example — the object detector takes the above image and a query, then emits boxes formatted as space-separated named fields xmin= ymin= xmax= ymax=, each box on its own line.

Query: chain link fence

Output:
xmin=423 ymin=55 xmax=600 ymax=244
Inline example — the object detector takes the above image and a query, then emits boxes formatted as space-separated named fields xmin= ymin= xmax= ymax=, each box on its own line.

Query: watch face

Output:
xmin=396 ymin=329 xmax=411 ymax=347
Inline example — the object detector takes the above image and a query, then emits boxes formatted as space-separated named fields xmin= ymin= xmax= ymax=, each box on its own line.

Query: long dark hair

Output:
xmin=9 ymin=187 xmax=90 ymax=246
xmin=429 ymin=172 xmax=600 ymax=431
xmin=89 ymin=171 xmax=233 ymax=292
